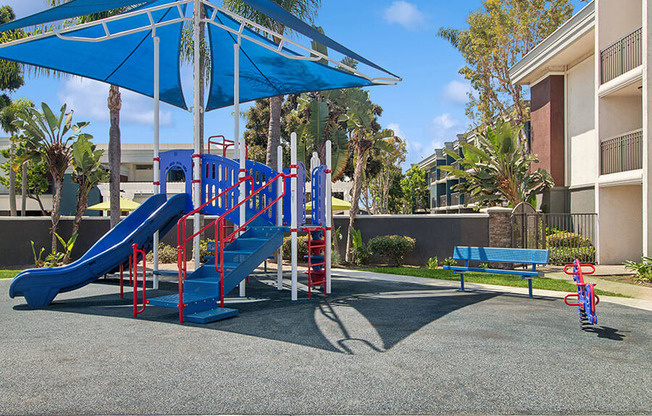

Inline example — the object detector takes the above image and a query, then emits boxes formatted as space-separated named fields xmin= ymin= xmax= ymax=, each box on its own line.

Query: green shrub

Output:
xmin=426 ymin=257 xmax=439 ymax=270
xmin=349 ymin=228 xmax=371 ymax=265
xmin=549 ymin=246 xmax=595 ymax=266
xmin=479 ymin=263 xmax=489 ymax=269
xmin=199 ymin=239 xmax=214 ymax=260
xmin=367 ymin=235 xmax=415 ymax=267
xmin=146 ymin=243 xmax=179 ymax=264
xmin=547 ymin=232 xmax=592 ymax=248
xmin=442 ymin=257 xmax=457 ymax=267
xmin=282 ymin=235 xmax=309 ymax=260
xmin=624 ymin=256 xmax=652 ymax=284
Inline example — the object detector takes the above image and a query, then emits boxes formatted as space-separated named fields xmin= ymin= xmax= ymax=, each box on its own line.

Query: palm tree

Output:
xmin=441 ymin=120 xmax=554 ymax=208
xmin=338 ymin=88 xmax=395 ymax=262
xmin=222 ymin=0 xmax=321 ymax=169
xmin=14 ymin=102 xmax=91 ymax=252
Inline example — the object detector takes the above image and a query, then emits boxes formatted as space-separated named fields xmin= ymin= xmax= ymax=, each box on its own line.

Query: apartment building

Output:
xmin=509 ymin=0 xmax=648 ymax=263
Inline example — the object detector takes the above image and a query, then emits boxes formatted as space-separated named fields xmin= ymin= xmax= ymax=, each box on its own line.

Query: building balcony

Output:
xmin=600 ymin=27 xmax=642 ymax=84
xmin=600 ymin=129 xmax=642 ymax=175
xmin=439 ymin=194 xmax=447 ymax=207
xmin=450 ymin=192 xmax=460 ymax=206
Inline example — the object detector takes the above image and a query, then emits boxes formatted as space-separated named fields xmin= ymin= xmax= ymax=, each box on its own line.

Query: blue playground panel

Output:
xmin=311 ymin=165 xmax=327 ymax=227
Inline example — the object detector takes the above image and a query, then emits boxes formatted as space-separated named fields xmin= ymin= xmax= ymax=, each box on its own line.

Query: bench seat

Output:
xmin=443 ymin=246 xmax=549 ymax=297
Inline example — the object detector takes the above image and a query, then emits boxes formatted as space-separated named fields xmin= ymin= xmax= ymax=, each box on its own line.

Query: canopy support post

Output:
xmin=152 ymin=33 xmax=160 ymax=290
xmin=325 ymin=140 xmax=332 ymax=294
xmin=235 ymin=37 xmax=246 ymax=298
xmin=291 ymin=132 xmax=298 ymax=301
xmin=192 ymin=0 xmax=202 ymax=271
xmin=277 ymin=144 xmax=283 ymax=290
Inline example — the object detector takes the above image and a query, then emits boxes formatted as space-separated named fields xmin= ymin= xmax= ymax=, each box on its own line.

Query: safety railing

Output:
xmin=131 ymin=243 xmax=148 ymax=318
xmin=600 ymin=27 xmax=642 ymax=84
xmin=439 ymin=194 xmax=447 ymax=207
xmin=176 ymin=175 xmax=255 ymax=323
xmin=213 ymin=172 xmax=290 ymax=307
xmin=600 ymin=129 xmax=643 ymax=175
xmin=207 ymin=135 xmax=249 ymax=159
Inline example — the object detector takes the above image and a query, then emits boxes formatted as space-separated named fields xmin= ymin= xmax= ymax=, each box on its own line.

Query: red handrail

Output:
xmin=212 ymin=172 xmax=290 ymax=308
xmin=207 ymin=135 xmax=249 ymax=159
xmin=132 ymin=243 xmax=148 ymax=317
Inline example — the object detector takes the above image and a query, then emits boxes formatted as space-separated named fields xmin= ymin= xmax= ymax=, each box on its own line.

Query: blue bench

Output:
xmin=443 ymin=246 xmax=549 ymax=297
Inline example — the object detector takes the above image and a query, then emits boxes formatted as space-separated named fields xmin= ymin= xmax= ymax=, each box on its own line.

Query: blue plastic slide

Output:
xmin=9 ymin=193 xmax=189 ymax=308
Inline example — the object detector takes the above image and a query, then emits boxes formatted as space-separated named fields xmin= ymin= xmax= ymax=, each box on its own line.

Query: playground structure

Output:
xmin=10 ymin=134 xmax=333 ymax=324
xmin=564 ymin=259 xmax=599 ymax=325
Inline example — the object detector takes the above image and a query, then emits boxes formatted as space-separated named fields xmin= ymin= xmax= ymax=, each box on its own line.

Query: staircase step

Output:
xmin=153 ymin=270 xmax=179 ymax=277
xmin=185 ymin=307 xmax=239 ymax=323
xmin=148 ymin=293 xmax=217 ymax=309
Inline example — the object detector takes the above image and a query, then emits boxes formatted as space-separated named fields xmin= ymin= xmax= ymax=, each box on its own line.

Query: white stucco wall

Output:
xmin=599 ymin=95 xmax=643 ymax=139
xmin=598 ymin=184 xmax=643 ymax=263
xmin=598 ymin=0 xmax=642 ymax=49
xmin=568 ymin=56 xmax=597 ymax=187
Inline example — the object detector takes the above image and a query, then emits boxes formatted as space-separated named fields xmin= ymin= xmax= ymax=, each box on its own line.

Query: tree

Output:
xmin=222 ymin=0 xmax=321 ymax=169
xmin=14 ymin=102 xmax=91 ymax=252
xmin=361 ymin=136 xmax=405 ymax=214
xmin=438 ymin=0 xmax=573 ymax=128
xmin=400 ymin=165 xmax=429 ymax=214
xmin=338 ymin=88 xmax=396 ymax=262
xmin=441 ymin=120 xmax=554 ymax=208
xmin=70 ymin=136 xmax=109 ymax=257
xmin=0 ymin=145 xmax=49 ymax=215
xmin=0 ymin=99 xmax=32 ymax=215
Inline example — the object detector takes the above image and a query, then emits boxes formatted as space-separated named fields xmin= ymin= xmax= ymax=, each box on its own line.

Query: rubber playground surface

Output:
xmin=1 ymin=270 xmax=651 ymax=415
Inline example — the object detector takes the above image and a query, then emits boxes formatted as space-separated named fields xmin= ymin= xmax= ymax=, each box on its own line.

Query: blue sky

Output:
xmin=2 ymin=0 xmax=586 ymax=168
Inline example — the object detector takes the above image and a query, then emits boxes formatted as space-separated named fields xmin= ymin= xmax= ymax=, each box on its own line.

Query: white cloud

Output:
xmin=443 ymin=80 xmax=472 ymax=105
xmin=383 ymin=1 xmax=426 ymax=30
xmin=432 ymin=113 xmax=460 ymax=133
xmin=57 ymin=77 xmax=173 ymax=126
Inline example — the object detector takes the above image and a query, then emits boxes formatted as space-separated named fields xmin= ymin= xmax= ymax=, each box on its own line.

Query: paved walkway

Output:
xmin=2 ymin=270 xmax=652 ymax=415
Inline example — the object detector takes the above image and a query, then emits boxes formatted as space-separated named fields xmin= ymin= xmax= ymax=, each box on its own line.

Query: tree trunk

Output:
xmin=345 ymin=148 xmax=368 ymax=263
xmin=108 ymin=85 xmax=122 ymax=228
xmin=69 ymin=185 xmax=88 ymax=263
xmin=9 ymin=138 xmax=16 ymax=216
xmin=51 ymin=175 xmax=64 ymax=253
xmin=21 ymin=163 xmax=27 ymax=216
xmin=266 ymin=95 xmax=282 ymax=168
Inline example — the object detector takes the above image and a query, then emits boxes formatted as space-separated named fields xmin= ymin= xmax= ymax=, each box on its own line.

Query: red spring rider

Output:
xmin=563 ymin=259 xmax=599 ymax=325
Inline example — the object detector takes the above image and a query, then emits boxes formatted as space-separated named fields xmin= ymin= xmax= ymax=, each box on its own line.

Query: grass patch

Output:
xmin=0 ymin=270 xmax=18 ymax=279
xmin=362 ymin=267 xmax=628 ymax=298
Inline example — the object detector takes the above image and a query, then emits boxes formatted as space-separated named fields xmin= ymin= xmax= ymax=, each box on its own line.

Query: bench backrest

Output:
xmin=452 ymin=246 xmax=549 ymax=265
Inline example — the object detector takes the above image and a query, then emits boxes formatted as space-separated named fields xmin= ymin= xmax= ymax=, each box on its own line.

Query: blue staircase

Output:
xmin=148 ymin=226 xmax=283 ymax=323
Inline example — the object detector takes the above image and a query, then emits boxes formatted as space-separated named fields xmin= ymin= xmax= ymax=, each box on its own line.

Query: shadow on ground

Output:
xmin=12 ymin=273 xmax=498 ymax=353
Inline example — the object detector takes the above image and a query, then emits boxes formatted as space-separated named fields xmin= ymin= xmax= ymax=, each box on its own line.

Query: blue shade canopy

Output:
xmin=0 ymin=0 xmax=187 ymax=109
xmin=238 ymin=0 xmax=399 ymax=79
xmin=0 ymin=0 xmax=160 ymax=33
xmin=206 ymin=9 xmax=375 ymax=110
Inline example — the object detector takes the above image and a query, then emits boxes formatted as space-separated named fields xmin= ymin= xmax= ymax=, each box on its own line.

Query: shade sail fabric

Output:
xmin=87 ymin=197 xmax=141 ymax=211
xmin=206 ymin=9 xmax=375 ymax=110
xmin=238 ymin=0 xmax=399 ymax=79
xmin=0 ymin=0 xmax=187 ymax=109
xmin=0 ymin=0 xmax=160 ymax=33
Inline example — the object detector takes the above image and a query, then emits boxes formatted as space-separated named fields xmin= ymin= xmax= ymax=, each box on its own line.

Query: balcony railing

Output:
xmin=600 ymin=129 xmax=643 ymax=175
xmin=450 ymin=192 xmax=460 ymax=206
xmin=439 ymin=194 xmax=447 ymax=207
xmin=600 ymin=27 xmax=642 ymax=84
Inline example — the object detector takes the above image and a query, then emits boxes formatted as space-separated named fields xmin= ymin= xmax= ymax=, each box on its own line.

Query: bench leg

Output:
xmin=460 ymin=273 xmax=465 ymax=291
xmin=528 ymin=279 xmax=532 ymax=298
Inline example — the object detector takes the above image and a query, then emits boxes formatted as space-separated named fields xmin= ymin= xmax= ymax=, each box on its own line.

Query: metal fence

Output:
xmin=600 ymin=27 xmax=642 ymax=84
xmin=512 ymin=210 xmax=598 ymax=265
xmin=601 ymin=129 xmax=643 ymax=175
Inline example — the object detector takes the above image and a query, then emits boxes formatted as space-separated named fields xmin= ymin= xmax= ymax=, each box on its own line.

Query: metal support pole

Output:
xmin=291 ymin=132 xmax=298 ymax=301
xmin=235 ymin=39 xmax=246 ymax=298
xmin=325 ymin=140 xmax=332 ymax=294
xmin=277 ymin=145 xmax=283 ymax=290
xmin=192 ymin=0 xmax=202 ymax=271
xmin=152 ymin=34 xmax=160 ymax=290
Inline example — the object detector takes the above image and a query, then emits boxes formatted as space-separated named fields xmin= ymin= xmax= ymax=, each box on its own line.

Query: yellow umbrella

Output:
xmin=87 ymin=197 xmax=141 ymax=212
xmin=306 ymin=197 xmax=351 ymax=212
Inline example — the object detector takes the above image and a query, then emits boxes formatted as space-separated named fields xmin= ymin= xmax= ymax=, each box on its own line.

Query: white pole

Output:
xmin=192 ymin=0 xmax=202 ymax=270
xmin=326 ymin=140 xmax=332 ymax=294
xmin=277 ymin=145 xmax=283 ymax=290
xmin=291 ymin=132 xmax=298 ymax=301
xmin=236 ymin=39 xmax=246 ymax=298
xmin=152 ymin=33 xmax=160 ymax=290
